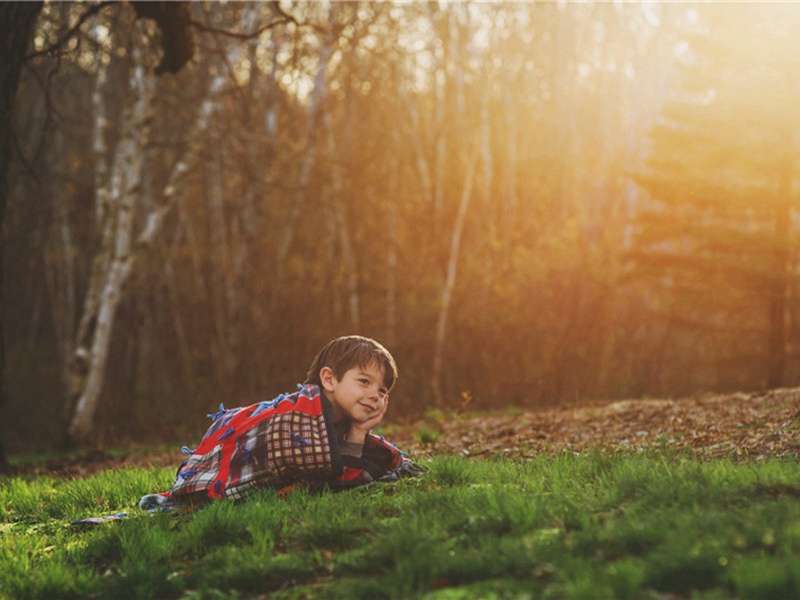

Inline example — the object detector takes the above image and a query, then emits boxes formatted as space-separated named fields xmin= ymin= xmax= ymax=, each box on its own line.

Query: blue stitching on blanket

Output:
xmin=207 ymin=403 xmax=226 ymax=421
xmin=238 ymin=443 xmax=253 ymax=462
xmin=179 ymin=469 xmax=198 ymax=480
xmin=252 ymin=393 xmax=286 ymax=417
xmin=291 ymin=432 xmax=310 ymax=448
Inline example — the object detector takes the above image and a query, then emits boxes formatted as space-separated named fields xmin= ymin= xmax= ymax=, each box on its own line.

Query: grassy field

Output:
xmin=1 ymin=452 xmax=799 ymax=599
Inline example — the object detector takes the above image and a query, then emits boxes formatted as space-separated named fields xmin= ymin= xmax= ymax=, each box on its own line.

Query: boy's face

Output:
xmin=320 ymin=361 xmax=389 ymax=423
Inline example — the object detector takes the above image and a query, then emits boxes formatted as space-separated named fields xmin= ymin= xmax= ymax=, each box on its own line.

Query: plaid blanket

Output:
xmin=139 ymin=384 xmax=410 ymax=509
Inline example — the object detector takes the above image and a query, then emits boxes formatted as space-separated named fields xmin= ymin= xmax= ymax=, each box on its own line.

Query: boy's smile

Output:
xmin=320 ymin=362 xmax=388 ymax=423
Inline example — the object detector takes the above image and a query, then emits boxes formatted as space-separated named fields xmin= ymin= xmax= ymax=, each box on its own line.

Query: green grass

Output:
xmin=2 ymin=452 xmax=800 ymax=599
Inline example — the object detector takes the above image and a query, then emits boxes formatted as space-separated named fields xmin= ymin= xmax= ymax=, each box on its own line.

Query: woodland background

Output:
xmin=2 ymin=1 xmax=799 ymax=452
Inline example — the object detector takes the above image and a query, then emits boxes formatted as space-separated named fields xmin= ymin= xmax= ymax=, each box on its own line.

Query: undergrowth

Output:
xmin=1 ymin=452 xmax=800 ymax=599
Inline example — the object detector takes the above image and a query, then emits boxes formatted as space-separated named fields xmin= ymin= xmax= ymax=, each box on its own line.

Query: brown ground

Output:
xmin=389 ymin=387 xmax=800 ymax=462
xmin=5 ymin=388 xmax=799 ymax=477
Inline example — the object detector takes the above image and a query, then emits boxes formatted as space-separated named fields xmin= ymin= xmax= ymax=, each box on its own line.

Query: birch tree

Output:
xmin=10 ymin=1 xmax=795 ymax=446
xmin=430 ymin=4 xmax=479 ymax=406
xmin=431 ymin=151 xmax=478 ymax=405
xmin=66 ymin=23 xmax=156 ymax=444
xmin=66 ymin=4 xmax=262 ymax=444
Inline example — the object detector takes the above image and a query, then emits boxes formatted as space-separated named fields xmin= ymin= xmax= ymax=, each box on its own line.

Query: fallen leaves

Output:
xmin=391 ymin=387 xmax=800 ymax=461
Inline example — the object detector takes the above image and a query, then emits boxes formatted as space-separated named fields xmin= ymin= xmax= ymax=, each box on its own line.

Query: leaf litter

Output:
xmin=390 ymin=387 xmax=800 ymax=461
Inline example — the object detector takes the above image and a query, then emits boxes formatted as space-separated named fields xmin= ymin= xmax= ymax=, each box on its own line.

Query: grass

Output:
xmin=1 ymin=452 xmax=800 ymax=599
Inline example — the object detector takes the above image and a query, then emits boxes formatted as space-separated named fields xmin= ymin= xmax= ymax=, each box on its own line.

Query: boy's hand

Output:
xmin=346 ymin=396 xmax=388 ymax=444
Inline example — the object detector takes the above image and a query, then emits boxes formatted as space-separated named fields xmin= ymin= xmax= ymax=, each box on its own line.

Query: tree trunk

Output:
xmin=430 ymin=3 xmax=474 ymax=407
xmin=67 ymin=37 xmax=154 ymax=444
xmin=65 ymin=25 xmax=114 ymax=423
xmin=43 ymin=126 xmax=77 ymax=401
xmin=0 ymin=2 xmax=44 ymax=465
xmin=66 ymin=5 xmax=262 ymax=444
xmin=766 ymin=162 xmax=792 ymax=388
xmin=431 ymin=151 xmax=478 ymax=406
xmin=324 ymin=110 xmax=360 ymax=331
xmin=268 ymin=39 xmax=334 ymax=318
xmin=386 ymin=155 xmax=399 ymax=348
xmin=205 ymin=141 xmax=241 ymax=385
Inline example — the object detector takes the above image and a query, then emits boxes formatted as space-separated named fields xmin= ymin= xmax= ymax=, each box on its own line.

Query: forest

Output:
xmin=2 ymin=1 xmax=799 ymax=453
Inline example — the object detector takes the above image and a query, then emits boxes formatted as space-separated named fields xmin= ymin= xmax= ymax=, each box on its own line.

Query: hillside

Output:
xmin=6 ymin=388 xmax=799 ymax=477
xmin=391 ymin=387 xmax=800 ymax=462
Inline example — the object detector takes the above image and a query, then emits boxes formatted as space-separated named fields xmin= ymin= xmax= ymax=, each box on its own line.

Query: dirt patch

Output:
xmin=4 ymin=388 xmax=799 ymax=477
xmin=389 ymin=387 xmax=800 ymax=461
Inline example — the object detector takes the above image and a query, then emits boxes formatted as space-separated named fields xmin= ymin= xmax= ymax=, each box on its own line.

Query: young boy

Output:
xmin=139 ymin=336 xmax=413 ymax=510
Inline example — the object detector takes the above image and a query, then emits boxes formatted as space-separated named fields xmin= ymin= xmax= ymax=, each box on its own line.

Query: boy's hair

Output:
xmin=305 ymin=335 xmax=398 ymax=391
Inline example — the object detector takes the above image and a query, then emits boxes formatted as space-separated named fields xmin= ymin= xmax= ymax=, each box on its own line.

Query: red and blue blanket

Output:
xmin=137 ymin=384 xmax=413 ymax=512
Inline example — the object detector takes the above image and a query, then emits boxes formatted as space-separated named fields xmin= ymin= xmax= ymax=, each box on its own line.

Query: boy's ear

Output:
xmin=319 ymin=366 xmax=336 ymax=392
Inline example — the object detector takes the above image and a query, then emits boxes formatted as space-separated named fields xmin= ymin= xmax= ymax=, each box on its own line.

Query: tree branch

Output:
xmin=188 ymin=16 xmax=295 ymax=40
xmin=25 ymin=1 xmax=116 ymax=60
xmin=189 ymin=3 xmax=326 ymax=39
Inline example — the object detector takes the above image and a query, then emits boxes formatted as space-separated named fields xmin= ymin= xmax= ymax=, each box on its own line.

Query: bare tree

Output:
xmin=0 ymin=2 xmax=44 ymax=466
xmin=430 ymin=3 xmax=480 ymax=406
xmin=66 ymin=5 xmax=260 ymax=444
xmin=66 ymin=23 xmax=157 ymax=444
xmin=431 ymin=150 xmax=478 ymax=406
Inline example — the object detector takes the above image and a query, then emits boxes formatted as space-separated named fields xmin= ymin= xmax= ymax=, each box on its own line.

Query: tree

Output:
xmin=0 ymin=2 xmax=44 ymax=467
xmin=629 ymin=4 xmax=800 ymax=391
xmin=2 ymin=2 xmax=195 ymax=450
xmin=12 ymin=1 xmax=775 ymax=452
xmin=65 ymin=3 xmax=282 ymax=445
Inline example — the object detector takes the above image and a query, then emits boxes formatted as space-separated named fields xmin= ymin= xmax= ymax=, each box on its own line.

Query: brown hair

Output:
xmin=305 ymin=335 xmax=398 ymax=391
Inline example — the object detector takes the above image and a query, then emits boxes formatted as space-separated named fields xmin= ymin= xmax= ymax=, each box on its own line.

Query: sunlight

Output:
xmin=10 ymin=0 xmax=800 ymax=478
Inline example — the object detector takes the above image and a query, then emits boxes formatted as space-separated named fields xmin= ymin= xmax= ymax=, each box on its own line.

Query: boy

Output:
xmin=139 ymin=336 xmax=413 ymax=511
